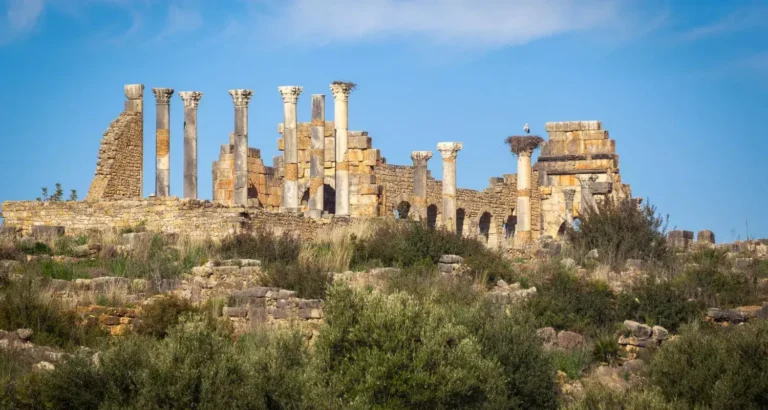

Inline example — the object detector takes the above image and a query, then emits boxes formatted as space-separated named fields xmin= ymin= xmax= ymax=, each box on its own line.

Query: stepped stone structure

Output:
xmin=4 ymin=83 xmax=634 ymax=252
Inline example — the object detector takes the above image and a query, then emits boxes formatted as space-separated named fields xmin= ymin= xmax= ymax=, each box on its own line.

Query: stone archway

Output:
xmin=300 ymin=188 xmax=310 ymax=211
xmin=479 ymin=212 xmax=492 ymax=243
xmin=323 ymin=185 xmax=336 ymax=214
xmin=395 ymin=201 xmax=411 ymax=220
xmin=456 ymin=208 xmax=466 ymax=237
xmin=504 ymin=213 xmax=517 ymax=247
xmin=427 ymin=204 xmax=438 ymax=229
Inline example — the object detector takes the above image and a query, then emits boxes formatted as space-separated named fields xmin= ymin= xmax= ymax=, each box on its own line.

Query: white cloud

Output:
xmin=4 ymin=0 xmax=45 ymax=35
xmin=256 ymin=0 xmax=624 ymax=47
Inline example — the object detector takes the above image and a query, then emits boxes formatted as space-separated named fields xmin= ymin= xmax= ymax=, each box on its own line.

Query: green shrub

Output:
xmin=591 ymin=334 xmax=623 ymax=365
xmin=549 ymin=348 xmax=591 ymax=380
xmin=310 ymin=285 xmax=556 ymax=409
xmin=566 ymin=385 xmax=681 ymax=410
xmin=18 ymin=241 xmax=51 ymax=256
xmin=351 ymin=220 xmax=515 ymax=284
xmin=526 ymin=267 xmax=619 ymax=336
xmin=135 ymin=296 xmax=198 ymax=338
xmin=675 ymin=261 xmax=757 ymax=308
xmin=566 ymin=198 xmax=669 ymax=268
xmin=219 ymin=231 xmax=301 ymax=265
xmin=650 ymin=320 xmax=768 ymax=409
xmin=618 ymin=276 xmax=702 ymax=332
xmin=0 ymin=277 xmax=106 ymax=349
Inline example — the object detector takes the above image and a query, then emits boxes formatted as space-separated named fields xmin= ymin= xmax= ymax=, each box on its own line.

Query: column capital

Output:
xmin=152 ymin=88 xmax=174 ymax=104
xmin=278 ymin=86 xmax=303 ymax=104
xmin=437 ymin=142 xmax=463 ymax=159
xmin=411 ymin=151 xmax=433 ymax=166
xmin=124 ymin=84 xmax=144 ymax=100
xmin=229 ymin=89 xmax=254 ymax=107
xmin=329 ymin=82 xmax=355 ymax=102
xmin=179 ymin=91 xmax=203 ymax=109
xmin=505 ymin=135 xmax=543 ymax=156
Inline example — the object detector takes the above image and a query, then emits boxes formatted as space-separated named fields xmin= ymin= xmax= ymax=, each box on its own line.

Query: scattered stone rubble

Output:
xmin=618 ymin=320 xmax=669 ymax=350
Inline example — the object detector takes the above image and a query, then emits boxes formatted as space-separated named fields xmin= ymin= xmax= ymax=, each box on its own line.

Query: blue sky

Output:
xmin=0 ymin=0 xmax=766 ymax=242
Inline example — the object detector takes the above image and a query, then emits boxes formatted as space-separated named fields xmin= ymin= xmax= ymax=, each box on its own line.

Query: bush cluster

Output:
xmin=566 ymin=198 xmax=669 ymax=268
xmin=650 ymin=320 xmax=768 ymax=409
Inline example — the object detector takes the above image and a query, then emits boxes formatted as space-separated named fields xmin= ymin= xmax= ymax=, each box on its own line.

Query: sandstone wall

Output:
xmin=86 ymin=112 xmax=143 ymax=201
xmin=0 ymin=198 xmax=342 ymax=240
xmin=212 ymin=137 xmax=282 ymax=209
xmin=374 ymin=163 xmax=542 ymax=250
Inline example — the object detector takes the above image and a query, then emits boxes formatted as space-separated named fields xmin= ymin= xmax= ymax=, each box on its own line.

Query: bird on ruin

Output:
xmin=523 ymin=123 xmax=530 ymax=134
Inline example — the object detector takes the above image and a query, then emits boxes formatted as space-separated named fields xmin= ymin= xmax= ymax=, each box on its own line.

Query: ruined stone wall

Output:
xmin=0 ymin=198 xmax=342 ymax=240
xmin=278 ymin=122 xmax=382 ymax=216
xmin=535 ymin=121 xmax=632 ymax=237
xmin=212 ymin=137 xmax=281 ymax=209
xmin=374 ymin=163 xmax=542 ymax=249
xmin=86 ymin=112 xmax=143 ymax=201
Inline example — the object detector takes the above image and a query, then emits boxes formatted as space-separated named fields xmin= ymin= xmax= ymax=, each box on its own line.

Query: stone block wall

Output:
xmin=86 ymin=111 xmax=143 ymax=201
xmin=0 ymin=197 xmax=342 ymax=240
xmin=375 ymin=164 xmax=541 ymax=250
xmin=536 ymin=121 xmax=632 ymax=237
xmin=212 ymin=135 xmax=281 ymax=209
xmin=278 ymin=122 xmax=382 ymax=216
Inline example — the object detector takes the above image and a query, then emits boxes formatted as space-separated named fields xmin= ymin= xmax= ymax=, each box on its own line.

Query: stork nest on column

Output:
xmin=505 ymin=135 xmax=544 ymax=155
xmin=331 ymin=81 xmax=358 ymax=91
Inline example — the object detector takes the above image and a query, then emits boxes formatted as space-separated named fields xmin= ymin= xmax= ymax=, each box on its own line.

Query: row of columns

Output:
xmin=136 ymin=83 xmax=354 ymax=214
xmin=410 ymin=138 xmax=539 ymax=247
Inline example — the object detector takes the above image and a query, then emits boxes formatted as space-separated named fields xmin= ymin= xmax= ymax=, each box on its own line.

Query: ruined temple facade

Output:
xmin=73 ymin=84 xmax=633 ymax=249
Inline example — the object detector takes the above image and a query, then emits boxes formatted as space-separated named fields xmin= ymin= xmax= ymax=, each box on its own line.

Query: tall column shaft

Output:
xmin=437 ymin=142 xmax=463 ymax=231
xmin=279 ymin=86 xmax=303 ymax=213
xmin=308 ymin=94 xmax=326 ymax=217
xmin=411 ymin=151 xmax=433 ymax=220
xmin=516 ymin=153 xmax=532 ymax=234
xmin=179 ymin=91 xmax=203 ymax=199
xmin=330 ymin=83 xmax=354 ymax=216
xmin=229 ymin=89 xmax=253 ymax=206
xmin=152 ymin=88 xmax=174 ymax=197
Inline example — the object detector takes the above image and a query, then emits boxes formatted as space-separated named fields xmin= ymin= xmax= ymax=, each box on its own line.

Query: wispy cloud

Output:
xmin=677 ymin=4 xmax=768 ymax=43
xmin=149 ymin=2 xmax=203 ymax=42
xmin=253 ymin=0 xmax=625 ymax=47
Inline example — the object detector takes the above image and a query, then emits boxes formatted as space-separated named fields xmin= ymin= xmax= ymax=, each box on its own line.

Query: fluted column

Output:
xmin=179 ymin=91 xmax=203 ymax=199
xmin=152 ymin=88 xmax=174 ymax=197
xmin=330 ymin=82 xmax=354 ymax=216
xmin=278 ymin=86 xmax=303 ymax=214
xmin=411 ymin=151 xmax=433 ymax=221
xmin=506 ymin=135 xmax=543 ymax=246
xmin=228 ymin=89 xmax=253 ymax=206
xmin=437 ymin=142 xmax=463 ymax=231
xmin=307 ymin=94 xmax=326 ymax=218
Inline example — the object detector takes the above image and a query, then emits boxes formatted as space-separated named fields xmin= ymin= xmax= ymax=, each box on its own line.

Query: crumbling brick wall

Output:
xmin=212 ymin=136 xmax=281 ymax=209
xmin=86 ymin=111 xmax=143 ymax=201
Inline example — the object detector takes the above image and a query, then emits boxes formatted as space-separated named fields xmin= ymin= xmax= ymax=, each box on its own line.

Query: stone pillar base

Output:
xmin=515 ymin=231 xmax=533 ymax=247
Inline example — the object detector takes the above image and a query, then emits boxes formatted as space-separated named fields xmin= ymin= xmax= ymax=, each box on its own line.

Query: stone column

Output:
xmin=410 ymin=151 xmax=433 ymax=221
xmin=437 ymin=142 xmax=463 ymax=231
xmin=228 ymin=89 xmax=254 ymax=206
xmin=506 ymin=136 xmax=543 ymax=246
xmin=152 ymin=88 xmax=174 ymax=197
xmin=278 ymin=86 xmax=303 ymax=214
xmin=563 ymin=189 xmax=576 ymax=226
xmin=124 ymin=84 xmax=144 ymax=113
xmin=179 ymin=91 xmax=203 ymax=199
xmin=330 ymin=83 xmax=354 ymax=216
xmin=307 ymin=94 xmax=326 ymax=218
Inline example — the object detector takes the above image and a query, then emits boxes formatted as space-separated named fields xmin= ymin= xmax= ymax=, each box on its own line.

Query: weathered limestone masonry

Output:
xmin=507 ymin=136 xmax=544 ymax=247
xmin=330 ymin=83 xmax=354 ymax=216
xmin=437 ymin=142 xmax=463 ymax=232
xmin=85 ymin=85 xmax=144 ymax=201
xmin=307 ymin=94 xmax=326 ymax=219
xmin=411 ymin=151 xmax=433 ymax=220
xmin=179 ymin=91 xmax=203 ymax=199
xmin=535 ymin=121 xmax=632 ymax=237
xmin=229 ymin=89 xmax=254 ymax=206
xmin=0 ymin=198 xmax=340 ymax=240
xmin=152 ymin=88 xmax=174 ymax=197
xmin=278 ymin=86 xmax=303 ymax=214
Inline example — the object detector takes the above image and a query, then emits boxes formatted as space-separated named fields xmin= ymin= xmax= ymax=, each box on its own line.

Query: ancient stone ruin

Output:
xmin=2 ymin=83 xmax=634 ymax=249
